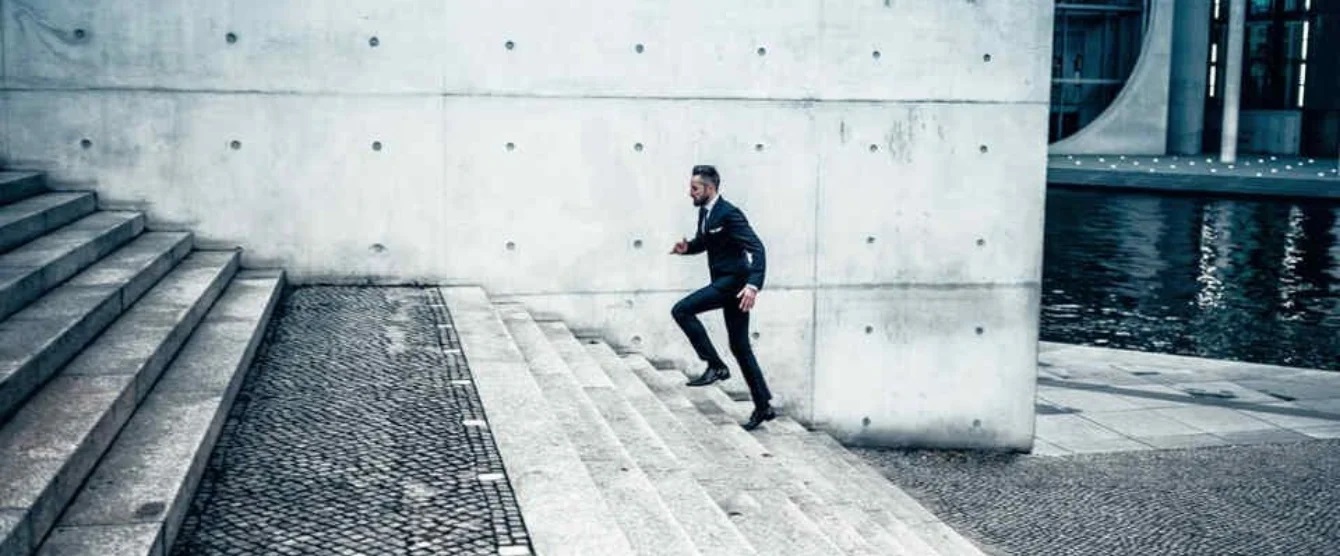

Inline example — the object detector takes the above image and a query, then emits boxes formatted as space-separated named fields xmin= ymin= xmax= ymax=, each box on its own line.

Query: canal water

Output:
xmin=1041 ymin=186 xmax=1340 ymax=372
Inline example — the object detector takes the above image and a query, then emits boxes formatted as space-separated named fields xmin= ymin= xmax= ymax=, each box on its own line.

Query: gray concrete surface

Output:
xmin=497 ymin=305 xmax=694 ymax=556
xmin=1032 ymin=342 xmax=1340 ymax=456
xmin=1220 ymin=0 xmax=1248 ymax=163
xmin=1048 ymin=154 xmax=1340 ymax=199
xmin=0 ymin=211 xmax=144 ymax=321
xmin=627 ymin=355 xmax=844 ymax=554
xmin=0 ymin=250 xmax=236 ymax=554
xmin=0 ymin=173 xmax=45 ymax=206
xmin=1051 ymin=0 xmax=1174 ymax=155
xmin=46 ymin=272 xmax=281 ymax=556
xmin=0 ymin=192 xmax=96 ymax=253
xmin=1167 ymin=0 xmax=1211 ymax=155
xmin=38 ymin=524 xmax=162 ymax=556
xmin=0 ymin=231 xmax=189 ymax=422
xmin=442 ymin=287 xmax=631 ymax=556
xmin=0 ymin=1 xmax=1057 ymax=449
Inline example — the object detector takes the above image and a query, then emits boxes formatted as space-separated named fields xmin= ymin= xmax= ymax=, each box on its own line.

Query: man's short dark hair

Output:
xmin=692 ymin=165 xmax=720 ymax=189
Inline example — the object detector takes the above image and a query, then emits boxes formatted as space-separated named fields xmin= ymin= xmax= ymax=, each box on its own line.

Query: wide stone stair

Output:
xmin=0 ymin=171 xmax=284 ymax=555
xmin=442 ymin=286 xmax=988 ymax=556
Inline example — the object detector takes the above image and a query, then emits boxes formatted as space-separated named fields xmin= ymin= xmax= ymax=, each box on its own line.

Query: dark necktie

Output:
xmin=698 ymin=206 xmax=708 ymax=234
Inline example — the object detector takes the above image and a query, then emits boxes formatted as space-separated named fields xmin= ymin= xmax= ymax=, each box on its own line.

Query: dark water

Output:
xmin=1041 ymin=186 xmax=1340 ymax=371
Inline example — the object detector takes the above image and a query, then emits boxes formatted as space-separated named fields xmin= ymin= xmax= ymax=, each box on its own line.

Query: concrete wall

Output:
xmin=1051 ymin=0 xmax=1175 ymax=155
xmin=0 ymin=0 xmax=1054 ymax=450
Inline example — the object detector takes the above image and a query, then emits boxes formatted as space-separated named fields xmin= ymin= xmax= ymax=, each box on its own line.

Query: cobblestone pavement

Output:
xmin=172 ymin=287 xmax=530 ymax=555
xmin=857 ymin=441 xmax=1340 ymax=556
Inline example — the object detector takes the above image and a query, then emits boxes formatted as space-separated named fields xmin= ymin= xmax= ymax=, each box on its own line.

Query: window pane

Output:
xmin=1283 ymin=20 xmax=1306 ymax=60
xmin=1247 ymin=22 xmax=1273 ymax=59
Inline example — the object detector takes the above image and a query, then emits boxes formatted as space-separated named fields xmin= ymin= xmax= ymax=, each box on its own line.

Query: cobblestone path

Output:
xmin=171 ymin=287 xmax=530 ymax=555
xmin=858 ymin=441 xmax=1340 ymax=556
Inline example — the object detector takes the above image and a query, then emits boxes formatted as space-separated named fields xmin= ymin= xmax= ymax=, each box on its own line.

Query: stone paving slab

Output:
xmin=1034 ymin=342 xmax=1340 ymax=457
xmin=171 ymin=287 xmax=539 ymax=556
xmin=856 ymin=440 xmax=1340 ymax=556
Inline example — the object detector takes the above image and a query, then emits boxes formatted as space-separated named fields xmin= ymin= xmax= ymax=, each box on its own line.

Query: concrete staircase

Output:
xmin=443 ymin=286 xmax=987 ymax=556
xmin=0 ymin=171 xmax=284 ymax=556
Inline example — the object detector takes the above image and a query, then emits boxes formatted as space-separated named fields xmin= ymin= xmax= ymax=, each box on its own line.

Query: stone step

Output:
xmin=0 ymin=211 xmax=146 ymax=321
xmin=617 ymin=354 xmax=846 ymax=555
xmin=0 ymin=250 xmax=238 ymax=556
xmin=439 ymin=287 xmax=634 ymax=556
xmin=39 ymin=270 xmax=284 ymax=556
xmin=694 ymin=384 xmax=986 ymax=556
xmin=682 ymin=375 xmax=907 ymax=556
xmin=0 ymin=172 xmax=45 ymax=206
xmin=0 ymin=192 xmax=97 ymax=254
xmin=654 ymin=365 xmax=886 ymax=555
xmin=494 ymin=305 xmax=698 ymax=556
xmin=0 ymin=232 xmax=192 ymax=424
xmin=580 ymin=340 xmax=758 ymax=556
xmin=806 ymin=433 xmax=988 ymax=556
xmin=689 ymin=386 xmax=929 ymax=555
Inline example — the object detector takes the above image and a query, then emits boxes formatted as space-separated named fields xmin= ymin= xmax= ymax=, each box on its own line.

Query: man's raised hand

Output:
xmin=671 ymin=238 xmax=689 ymax=255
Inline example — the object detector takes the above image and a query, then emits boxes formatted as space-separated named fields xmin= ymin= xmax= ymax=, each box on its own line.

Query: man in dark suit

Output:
xmin=670 ymin=165 xmax=775 ymax=430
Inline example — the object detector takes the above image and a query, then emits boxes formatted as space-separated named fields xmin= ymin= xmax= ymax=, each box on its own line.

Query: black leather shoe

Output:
xmin=686 ymin=366 xmax=730 ymax=387
xmin=742 ymin=406 xmax=776 ymax=431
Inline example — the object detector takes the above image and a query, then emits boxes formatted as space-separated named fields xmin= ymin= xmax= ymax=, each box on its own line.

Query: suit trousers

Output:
xmin=671 ymin=282 xmax=772 ymax=409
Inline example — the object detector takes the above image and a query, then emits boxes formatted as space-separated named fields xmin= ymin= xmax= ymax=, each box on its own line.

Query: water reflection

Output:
xmin=1042 ymin=187 xmax=1340 ymax=371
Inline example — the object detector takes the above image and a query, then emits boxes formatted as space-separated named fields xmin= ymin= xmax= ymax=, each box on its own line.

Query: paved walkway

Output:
xmin=1048 ymin=154 xmax=1340 ymax=199
xmin=172 ymin=287 xmax=530 ymax=555
xmin=854 ymin=343 xmax=1340 ymax=556
xmin=1034 ymin=342 xmax=1340 ymax=456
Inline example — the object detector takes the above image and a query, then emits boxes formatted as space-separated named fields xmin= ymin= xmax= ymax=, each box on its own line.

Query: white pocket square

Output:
xmin=708 ymin=227 xmax=724 ymax=234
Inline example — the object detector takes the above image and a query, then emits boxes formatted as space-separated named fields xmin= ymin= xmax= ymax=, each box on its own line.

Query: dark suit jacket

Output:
xmin=685 ymin=198 xmax=767 ymax=291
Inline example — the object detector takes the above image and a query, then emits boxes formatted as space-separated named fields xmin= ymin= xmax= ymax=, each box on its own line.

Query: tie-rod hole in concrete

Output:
xmin=757 ymin=46 xmax=767 ymax=56
xmin=505 ymin=142 xmax=515 ymax=151
xmin=229 ymin=140 xmax=242 ymax=150
xmin=976 ymin=238 xmax=985 ymax=246
xmin=635 ymin=43 xmax=645 ymax=54
xmin=372 ymin=141 xmax=383 ymax=151
xmin=865 ymin=326 xmax=874 ymax=334
xmin=505 ymin=241 xmax=516 ymax=251
xmin=632 ymin=335 xmax=643 ymax=345
xmin=979 ymin=145 xmax=989 ymax=153
xmin=869 ymin=144 xmax=879 ymax=152
xmin=976 ymin=326 xmax=985 ymax=335
xmin=634 ymin=142 xmax=644 ymax=152
xmin=866 ymin=236 xmax=876 ymax=244
xmin=369 ymin=36 xmax=380 ymax=47
xmin=755 ymin=143 xmax=765 ymax=151
xmin=73 ymin=28 xmax=87 ymax=40
xmin=80 ymin=138 xmax=92 ymax=149
xmin=751 ymin=332 xmax=761 ymax=340
xmin=632 ymin=239 xmax=643 ymax=249
xmin=225 ymin=32 xmax=237 ymax=44
xmin=983 ymin=53 xmax=992 ymax=62
xmin=872 ymin=50 xmax=881 ymax=59
xmin=505 ymin=40 xmax=515 ymax=50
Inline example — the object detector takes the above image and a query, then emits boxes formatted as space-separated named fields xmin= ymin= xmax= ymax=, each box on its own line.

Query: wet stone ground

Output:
xmin=857 ymin=441 xmax=1340 ymax=556
xmin=171 ymin=287 xmax=530 ymax=555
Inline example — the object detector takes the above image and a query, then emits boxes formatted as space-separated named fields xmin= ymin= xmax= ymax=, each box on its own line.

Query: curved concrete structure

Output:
xmin=0 ymin=1 xmax=1054 ymax=450
xmin=1051 ymin=0 xmax=1175 ymax=156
